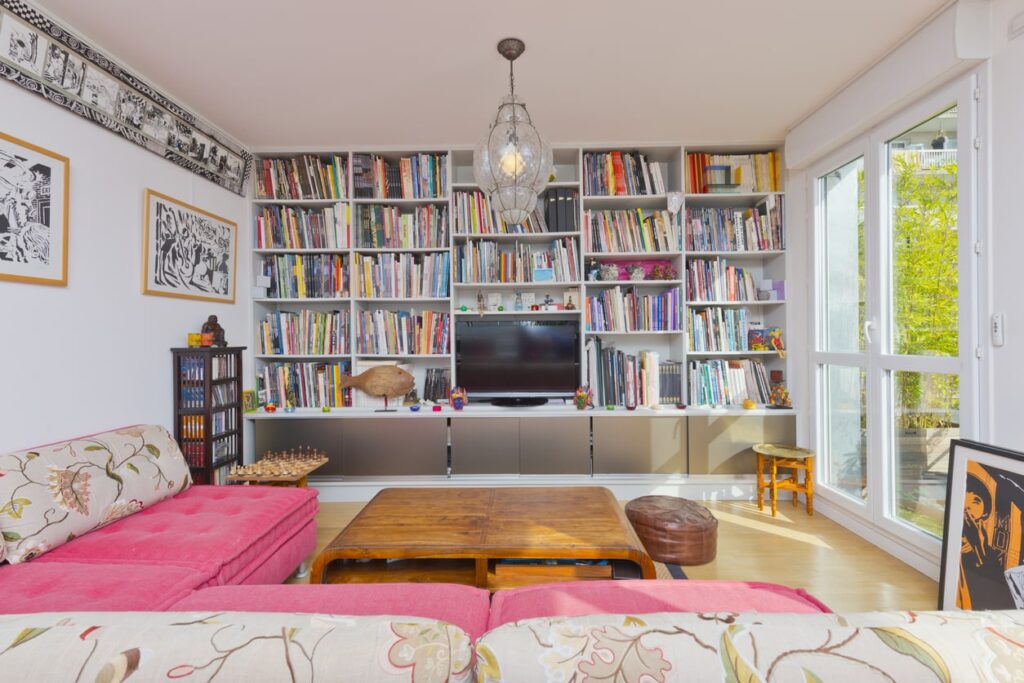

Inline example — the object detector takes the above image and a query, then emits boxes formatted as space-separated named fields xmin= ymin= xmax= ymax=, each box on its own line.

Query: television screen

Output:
xmin=455 ymin=320 xmax=580 ymax=398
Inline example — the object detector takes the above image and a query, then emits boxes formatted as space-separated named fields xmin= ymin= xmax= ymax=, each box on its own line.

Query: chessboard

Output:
xmin=225 ymin=446 xmax=328 ymax=487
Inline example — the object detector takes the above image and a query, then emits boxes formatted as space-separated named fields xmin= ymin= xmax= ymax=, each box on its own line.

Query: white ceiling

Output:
xmin=34 ymin=0 xmax=949 ymax=150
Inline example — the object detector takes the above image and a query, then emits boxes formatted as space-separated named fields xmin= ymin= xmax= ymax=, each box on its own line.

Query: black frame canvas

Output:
xmin=939 ymin=439 xmax=1024 ymax=610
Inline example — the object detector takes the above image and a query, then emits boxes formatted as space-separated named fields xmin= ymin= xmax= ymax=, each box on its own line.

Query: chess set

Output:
xmin=226 ymin=446 xmax=328 ymax=484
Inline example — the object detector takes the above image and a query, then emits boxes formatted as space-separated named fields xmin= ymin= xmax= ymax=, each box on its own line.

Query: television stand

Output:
xmin=490 ymin=397 xmax=549 ymax=408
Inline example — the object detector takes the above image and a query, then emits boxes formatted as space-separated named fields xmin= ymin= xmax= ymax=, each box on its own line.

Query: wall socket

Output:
xmin=992 ymin=312 xmax=1005 ymax=347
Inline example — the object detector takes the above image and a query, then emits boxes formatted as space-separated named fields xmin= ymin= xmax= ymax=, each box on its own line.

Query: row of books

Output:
xmin=210 ymin=435 xmax=238 ymax=468
xmin=684 ymin=196 xmax=785 ymax=252
xmin=583 ymin=151 xmax=666 ymax=196
xmin=686 ymin=152 xmax=781 ymax=194
xmin=178 ymin=357 xmax=207 ymax=408
xmin=454 ymin=237 xmax=580 ymax=283
xmin=452 ymin=190 xmax=551 ymax=235
xmin=585 ymin=286 xmax=680 ymax=332
xmin=211 ymin=354 xmax=237 ymax=380
xmin=543 ymin=189 xmax=579 ymax=232
xmin=584 ymin=339 xmax=683 ymax=406
xmin=256 ymin=309 xmax=349 ymax=356
xmin=255 ymin=155 xmax=347 ymax=200
xmin=423 ymin=367 xmax=451 ymax=403
xmin=211 ymin=384 xmax=236 ymax=408
xmin=688 ymin=358 xmax=772 ymax=405
xmin=208 ymin=464 xmax=236 ymax=486
xmin=211 ymin=409 xmax=236 ymax=437
xmin=584 ymin=209 xmax=681 ymax=254
xmin=255 ymin=204 xmax=348 ymax=250
xmin=352 ymin=153 xmax=447 ymax=199
xmin=688 ymin=306 xmax=753 ymax=352
xmin=356 ymin=204 xmax=449 ymax=249
xmin=258 ymin=361 xmax=353 ymax=408
xmin=353 ymin=252 xmax=450 ymax=299
xmin=686 ymin=258 xmax=759 ymax=303
xmin=261 ymin=254 xmax=348 ymax=299
xmin=355 ymin=309 xmax=451 ymax=355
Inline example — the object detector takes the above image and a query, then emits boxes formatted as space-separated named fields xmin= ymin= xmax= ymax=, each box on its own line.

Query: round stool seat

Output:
xmin=625 ymin=495 xmax=718 ymax=566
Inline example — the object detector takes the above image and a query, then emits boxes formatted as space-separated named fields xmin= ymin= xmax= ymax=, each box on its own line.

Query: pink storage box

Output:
xmin=488 ymin=579 xmax=830 ymax=631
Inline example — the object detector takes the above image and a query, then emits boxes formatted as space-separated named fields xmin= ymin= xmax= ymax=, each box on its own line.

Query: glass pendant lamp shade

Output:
xmin=473 ymin=40 xmax=552 ymax=226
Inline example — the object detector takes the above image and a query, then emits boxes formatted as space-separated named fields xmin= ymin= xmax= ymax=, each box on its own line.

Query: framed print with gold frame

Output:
xmin=939 ymin=439 xmax=1024 ymax=610
xmin=142 ymin=188 xmax=236 ymax=303
xmin=0 ymin=130 xmax=69 ymax=286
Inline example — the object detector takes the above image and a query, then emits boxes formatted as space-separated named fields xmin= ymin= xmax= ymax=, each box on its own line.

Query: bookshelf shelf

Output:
xmin=452 ymin=281 xmax=582 ymax=289
xmin=352 ymin=247 xmax=449 ymax=254
xmin=253 ymin=298 xmax=350 ymax=304
xmin=254 ymin=248 xmax=349 ymax=255
xmin=351 ymin=197 xmax=448 ymax=206
xmin=688 ymin=300 xmax=786 ymax=307
xmin=453 ymin=232 xmax=581 ymax=241
xmin=685 ymin=250 xmax=785 ymax=259
xmin=251 ymin=145 xmax=787 ymax=411
xmin=584 ymin=251 xmax=683 ymax=259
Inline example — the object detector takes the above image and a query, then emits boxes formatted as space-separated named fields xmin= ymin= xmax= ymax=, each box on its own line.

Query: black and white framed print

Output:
xmin=142 ymin=189 xmax=236 ymax=303
xmin=0 ymin=12 xmax=45 ymax=75
xmin=939 ymin=439 xmax=1024 ymax=610
xmin=0 ymin=130 xmax=69 ymax=286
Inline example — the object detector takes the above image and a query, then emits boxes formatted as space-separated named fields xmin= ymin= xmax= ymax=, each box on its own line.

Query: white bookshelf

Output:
xmin=249 ymin=144 xmax=788 ymax=410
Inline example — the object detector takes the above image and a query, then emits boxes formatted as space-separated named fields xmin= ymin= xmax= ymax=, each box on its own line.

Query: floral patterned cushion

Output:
xmin=0 ymin=611 xmax=472 ymax=682
xmin=475 ymin=609 xmax=1024 ymax=682
xmin=0 ymin=425 xmax=191 ymax=563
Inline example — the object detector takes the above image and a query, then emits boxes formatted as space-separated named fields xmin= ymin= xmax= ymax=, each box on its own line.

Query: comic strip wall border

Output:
xmin=0 ymin=0 xmax=251 ymax=196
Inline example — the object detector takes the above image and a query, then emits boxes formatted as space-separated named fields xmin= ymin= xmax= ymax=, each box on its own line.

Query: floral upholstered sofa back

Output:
xmin=0 ymin=425 xmax=191 ymax=563
xmin=474 ymin=609 xmax=1024 ymax=681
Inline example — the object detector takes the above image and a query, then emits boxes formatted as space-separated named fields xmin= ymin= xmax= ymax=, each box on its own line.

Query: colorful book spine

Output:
xmin=353 ymin=252 xmax=450 ymax=299
xmin=355 ymin=309 xmax=451 ymax=355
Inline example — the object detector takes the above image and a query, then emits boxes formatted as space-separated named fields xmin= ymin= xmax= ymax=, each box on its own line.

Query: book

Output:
xmin=585 ymin=209 xmax=681 ymax=253
xmin=355 ymin=309 xmax=451 ymax=355
xmin=686 ymin=258 xmax=759 ymax=302
xmin=255 ymin=203 xmax=349 ymax=250
xmin=687 ymin=358 xmax=771 ymax=406
xmin=353 ymin=252 xmax=451 ymax=299
xmin=357 ymin=204 xmax=448 ymax=249
xmin=351 ymin=153 xmax=448 ymax=199
xmin=255 ymin=154 xmax=348 ymax=200
xmin=686 ymin=152 xmax=781 ymax=194
xmin=258 ymin=360 xmax=353 ymax=408
xmin=585 ymin=286 xmax=680 ymax=332
xmin=455 ymin=237 xmax=580 ymax=284
xmin=256 ymin=309 xmax=349 ymax=356
xmin=583 ymin=151 xmax=665 ymax=196
xmin=684 ymin=196 xmax=785 ymax=252
xmin=453 ymin=190 xmax=551 ymax=235
xmin=260 ymin=254 xmax=348 ymax=299
xmin=688 ymin=306 xmax=751 ymax=352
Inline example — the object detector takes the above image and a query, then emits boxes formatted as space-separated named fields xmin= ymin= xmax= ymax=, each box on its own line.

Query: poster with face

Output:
xmin=940 ymin=440 xmax=1024 ymax=610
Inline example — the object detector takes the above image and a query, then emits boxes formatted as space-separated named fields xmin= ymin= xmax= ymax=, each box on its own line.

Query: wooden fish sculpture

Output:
xmin=340 ymin=366 xmax=414 ymax=398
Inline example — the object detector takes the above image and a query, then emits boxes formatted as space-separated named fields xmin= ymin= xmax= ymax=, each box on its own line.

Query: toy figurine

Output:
xmin=749 ymin=329 xmax=769 ymax=351
xmin=565 ymin=294 xmax=577 ymax=310
xmin=201 ymin=315 xmax=226 ymax=347
xmin=600 ymin=264 xmax=620 ymax=281
xmin=627 ymin=264 xmax=646 ymax=281
xmin=574 ymin=385 xmax=593 ymax=410
xmin=264 ymin=402 xmax=277 ymax=413
xmin=587 ymin=258 xmax=601 ymax=282
xmin=514 ymin=290 xmax=524 ymax=311
xmin=542 ymin=294 xmax=555 ymax=311
xmin=769 ymin=328 xmax=786 ymax=358
xmin=769 ymin=370 xmax=792 ymax=408
xmin=449 ymin=386 xmax=468 ymax=410
xmin=530 ymin=304 xmax=541 ymax=311
xmin=477 ymin=290 xmax=486 ymax=316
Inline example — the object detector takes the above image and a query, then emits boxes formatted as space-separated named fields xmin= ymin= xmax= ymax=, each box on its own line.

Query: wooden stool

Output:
xmin=753 ymin=443 xmax=815 ymax=517
xmin=624 ymin=495 xmax=718 ymax=565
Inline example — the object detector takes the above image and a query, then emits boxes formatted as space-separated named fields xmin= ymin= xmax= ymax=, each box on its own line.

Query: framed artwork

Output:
xmin=0 ymin=130 xmax=69 ymax=286
xmin=939 ymin=439 xmax=1024 ymax=610
xmin=142 ymin=189 xmax=237 ymax=303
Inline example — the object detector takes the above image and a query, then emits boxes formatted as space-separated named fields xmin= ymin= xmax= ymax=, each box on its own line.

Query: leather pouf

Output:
xmin=625 ymin=495 xmax=718 ymax=566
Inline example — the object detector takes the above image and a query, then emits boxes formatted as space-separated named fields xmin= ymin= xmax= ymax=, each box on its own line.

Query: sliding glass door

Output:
xmin=812 ymin=74 xmax=979 ymax=550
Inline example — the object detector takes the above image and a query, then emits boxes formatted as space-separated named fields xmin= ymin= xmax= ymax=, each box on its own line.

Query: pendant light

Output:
xmin=473 ymin=38 xmax=553 ymax=226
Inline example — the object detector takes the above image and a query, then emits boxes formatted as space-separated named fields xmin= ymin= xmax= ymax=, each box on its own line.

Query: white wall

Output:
xmin=0 ymin=82 xmax=249 ymax=452
xmin=988 ymin=0 xmax=1024 ymax=450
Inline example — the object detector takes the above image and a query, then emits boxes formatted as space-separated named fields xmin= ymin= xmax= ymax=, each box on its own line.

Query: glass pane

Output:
xmin=888 ymin=106 xmax=958 ymax=356
xmin=893 ymin=370 xmax=959 ymax=537
xmin=821 ymin=364 xmax=867 ymax=500
xmin=819 ymin=157 xmax=866 ymax=353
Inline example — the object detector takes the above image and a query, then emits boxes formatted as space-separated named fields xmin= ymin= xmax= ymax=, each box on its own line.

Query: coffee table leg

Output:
xmin=770 ymin=458 xmax=778 ymax=517
xmin=475 ymin=558 xmax=488 ymax=588
xmin=309 ymin=554 xmax=328 ymax=584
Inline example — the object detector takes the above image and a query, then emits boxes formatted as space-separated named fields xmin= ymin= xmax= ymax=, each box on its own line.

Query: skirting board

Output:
xmin=311 ymin=474 xmax=757 ymax=505
xmin=812 ymin=494 xmax=941 ymax=583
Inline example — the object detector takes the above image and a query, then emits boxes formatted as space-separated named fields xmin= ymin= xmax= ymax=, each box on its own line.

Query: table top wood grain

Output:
xmin=309 ymin=486 xmax=656 ymax=588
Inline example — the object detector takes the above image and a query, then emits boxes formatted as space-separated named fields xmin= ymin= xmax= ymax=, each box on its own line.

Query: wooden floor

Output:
xmin=294 ymin=499 xmax=938 ymax=613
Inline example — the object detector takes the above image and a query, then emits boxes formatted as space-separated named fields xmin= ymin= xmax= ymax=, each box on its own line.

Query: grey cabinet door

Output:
xmin=688 ymin=415 xmax=796 ymax=474
xmin=519 ymin=417 xmax=591 ymax=474
xmin=592 ymin=416 xmax=687 ymax=474
xmin=254 ymin=419 xmax=345 ymax=477
xmin=341 ymin=418 xmax=448 ymax=476
xmin=450 ymin=418 xmax=520 ymax=474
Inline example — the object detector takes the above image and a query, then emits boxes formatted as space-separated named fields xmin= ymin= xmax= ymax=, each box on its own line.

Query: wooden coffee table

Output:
xmin=310 ymin=487 xmax=657 ymax=590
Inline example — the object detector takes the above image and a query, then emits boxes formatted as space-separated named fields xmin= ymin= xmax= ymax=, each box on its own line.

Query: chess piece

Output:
xmin=201 ymin=315 xmax=227 ymax=347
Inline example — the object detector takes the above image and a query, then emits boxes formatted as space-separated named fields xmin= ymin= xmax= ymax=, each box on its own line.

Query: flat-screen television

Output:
xmin=455 ymin=320 xmax=580 ymax=404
